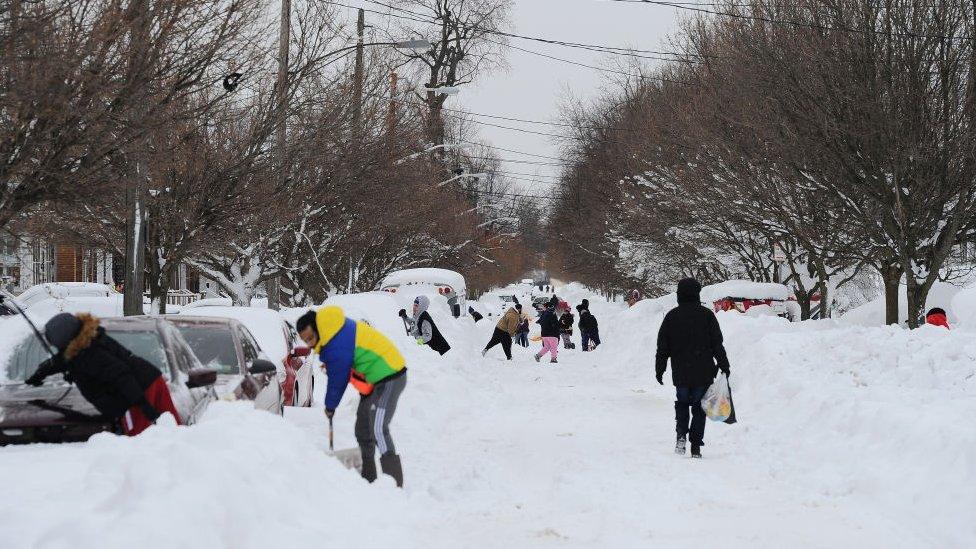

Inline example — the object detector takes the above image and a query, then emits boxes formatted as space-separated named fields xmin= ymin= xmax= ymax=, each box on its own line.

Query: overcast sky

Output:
xmin=341 ymin=1 xmax=684 ymax=192
xmin=456 ymin=0 xmax=683 ymax=192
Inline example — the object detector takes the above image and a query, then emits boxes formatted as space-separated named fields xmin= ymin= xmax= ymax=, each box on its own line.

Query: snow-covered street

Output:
xmin=2 ymin=285 xmax=971 ymax=548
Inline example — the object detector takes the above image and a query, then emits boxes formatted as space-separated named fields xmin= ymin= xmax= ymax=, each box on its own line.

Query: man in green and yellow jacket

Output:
xmin=297 ymin=306 xmax=407 ymax=486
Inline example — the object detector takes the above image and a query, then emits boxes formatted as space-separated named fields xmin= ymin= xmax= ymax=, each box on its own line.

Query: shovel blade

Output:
xmin=330 ymin=447 xmax=363 ymax=472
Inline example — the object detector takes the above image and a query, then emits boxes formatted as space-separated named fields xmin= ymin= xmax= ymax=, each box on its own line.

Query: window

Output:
xmin=174 ymin=325 xmax=241 ymax=375
xmin=107 ymin=330 xmax=172 ymax=380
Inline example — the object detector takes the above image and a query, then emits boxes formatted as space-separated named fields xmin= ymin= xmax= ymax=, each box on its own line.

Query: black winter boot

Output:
xmin=690 ymin=444 xmax=702 ymax=459
xmin=361 ymin=449 xmax=377 ymax=482
xmin=675 ymin=436 xmax=686 ymax=455
xmin=380 ymin=453 xmax=404 ymax=488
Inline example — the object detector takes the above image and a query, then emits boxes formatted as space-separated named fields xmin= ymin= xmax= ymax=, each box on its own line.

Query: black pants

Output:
xmin=675 ymin=386 xmax=708 ymax=446
xmin=484 ymin=327 xmax=513 ymax=359
xmin=355 ymin=370 xmax=407 ymax=458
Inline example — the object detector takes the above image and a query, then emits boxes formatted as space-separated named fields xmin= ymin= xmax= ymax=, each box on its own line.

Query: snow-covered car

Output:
xmin=15 ymin=282 xmax=114 ymax=309
xmin=163 ymin=315 xmax=296 ymax=413
xmin=173 ymin=306 xmax=313 ymax=408
xmin=0 ymin=289 xmax=19 ymax=316
xmin=0 ymin=317 xmax=219 ymax=445
xmin=380 ymin=268 xmax=468 ymax=317
xmin=701 ymin=280 xmax=791 ymax=318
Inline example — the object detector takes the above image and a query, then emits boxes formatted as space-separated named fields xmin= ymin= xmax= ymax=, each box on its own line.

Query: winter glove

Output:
xmin=25 ymin=372 xmax=45 ymax=387
xmin=721 ymin=369 xmax=731 ymax=379
xmin=398 ymin=309 xmax=407 ymax=318
xmin=324 ymin=408 xmax=335 ymax=419
xmin=655 ymin=372 xmax=664 ymax=385
xmin=416 ymin=338 xmax=425 ymax=346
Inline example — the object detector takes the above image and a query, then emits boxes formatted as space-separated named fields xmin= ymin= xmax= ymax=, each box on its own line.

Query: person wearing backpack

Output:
xmin=654 ymin=278 xmax=731 ymax=459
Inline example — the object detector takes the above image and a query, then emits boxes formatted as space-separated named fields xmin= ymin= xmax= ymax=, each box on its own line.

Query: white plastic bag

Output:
xmin=701 ymin=373 xmax=732 ymax=422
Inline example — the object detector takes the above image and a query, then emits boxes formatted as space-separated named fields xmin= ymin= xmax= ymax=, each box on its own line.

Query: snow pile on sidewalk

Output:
xmin=0 ymin=402 xmax=420 ymax=549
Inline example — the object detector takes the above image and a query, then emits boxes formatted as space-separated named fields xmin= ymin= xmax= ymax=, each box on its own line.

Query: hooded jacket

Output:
xmin=558 ymin=311 xmax=575 ymax=334
xmin=578 ymin=309 xmax=598 ymax=332
xmin=27 ymin=314 xmax=162 ymax=420
xmin=496 ymin=307 xmax=521 ymax=336
xmin=409 ymin=296 xmax=451 ymax=355
xmin=536 ymin=307 xmax=560 ymax=337
xmin=313 ymin=306 xmax=406 ymax=411
xmin=655 ymin=278 xmax=731 ymax=387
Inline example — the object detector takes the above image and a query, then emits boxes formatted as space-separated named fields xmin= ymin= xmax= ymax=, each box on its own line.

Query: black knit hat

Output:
xmin=44 ymin=313 xmax=81 ymax=352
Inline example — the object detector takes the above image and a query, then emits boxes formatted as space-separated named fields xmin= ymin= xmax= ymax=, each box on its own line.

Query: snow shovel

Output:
xmin=326 ymin=416 xmax=363 ymax=472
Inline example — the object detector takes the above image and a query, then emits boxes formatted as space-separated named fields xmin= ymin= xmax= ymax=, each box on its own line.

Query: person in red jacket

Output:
xmin=925 ymin=307 xmax=950 ymax=329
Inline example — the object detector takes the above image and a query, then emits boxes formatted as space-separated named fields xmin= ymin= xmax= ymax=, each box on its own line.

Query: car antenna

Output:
xmin=0 ymin=294 xmax=56 ymax=359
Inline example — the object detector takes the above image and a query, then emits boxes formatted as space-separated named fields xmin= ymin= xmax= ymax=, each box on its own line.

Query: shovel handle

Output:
xmin=328 ymin=416 xmax=334 ymax=452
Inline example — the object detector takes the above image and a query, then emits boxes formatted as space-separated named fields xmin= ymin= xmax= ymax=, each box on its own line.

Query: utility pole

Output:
xmin=352 ymin=8 xmax=365 ymax=142
xmin=123 ymin=0 xmax=149 ymax=316
xmin=267 ymin=0 xmax=291 ymax=311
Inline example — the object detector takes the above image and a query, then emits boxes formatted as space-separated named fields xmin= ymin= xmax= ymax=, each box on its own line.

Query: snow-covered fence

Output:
xmin=165 ymin=289 xmax=200 ymax=307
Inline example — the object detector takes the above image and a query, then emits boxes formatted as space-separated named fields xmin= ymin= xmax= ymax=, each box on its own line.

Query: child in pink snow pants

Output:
xmin=535 ymin=303 xmax=561 ymax=363
xmin=537 ymin=337 xmax=559 ymax=362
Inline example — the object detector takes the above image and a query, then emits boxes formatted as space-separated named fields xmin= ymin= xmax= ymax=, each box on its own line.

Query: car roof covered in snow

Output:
xmin=701 ymin=280 xmax=791 ymax=302
xmin=380 ymin=268 xmax=466 ymax=291
xmin=175 ymin=306 xmax=289 ymax=362
xmin=17 ymin=282 xmax=115 ymax=308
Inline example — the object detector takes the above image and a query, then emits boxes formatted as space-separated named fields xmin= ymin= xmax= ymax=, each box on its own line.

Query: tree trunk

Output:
xmin=266 ymin=276 xmax=281 ymax=311
xmin=881 ymin=263 xmax=902 ymax=325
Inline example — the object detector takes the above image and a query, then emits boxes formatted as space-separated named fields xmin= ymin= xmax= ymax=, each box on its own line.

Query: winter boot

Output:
xmin=550 ymin=358 xmax=558 ymax=364
xmin=361 ymin=448 xmax=377 ymax=483
xmin=380 ymin=453 xmax=404 ymax=488
xmin=690 ymin=444 xmax=702 ymax=459
xmin=675 ymin=436 xmax=686 ymax=455
xmin=481 ymin=348 xmax=487 ymax=357
xmin=534 ymin=354 xmax=541 ymax=363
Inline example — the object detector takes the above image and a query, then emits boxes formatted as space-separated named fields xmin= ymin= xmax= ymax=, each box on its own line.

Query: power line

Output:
xmin=459 ymin=141 xmax=567 ymax=161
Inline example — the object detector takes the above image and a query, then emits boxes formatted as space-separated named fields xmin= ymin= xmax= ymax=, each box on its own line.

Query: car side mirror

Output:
xmin=187 ymin=368 xmax=218 ymax=388
xmin=248 ymin=358 xmax=277 ymax=375
xmin=291 ymin=346 xmax=311 ymax=358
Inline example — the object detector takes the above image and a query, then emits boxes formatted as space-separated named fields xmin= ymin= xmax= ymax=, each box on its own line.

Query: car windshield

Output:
xmin=4 ymin=328 xmax=170 ymax=382
xmin=173 ymin=325 xmax=240 ymax=375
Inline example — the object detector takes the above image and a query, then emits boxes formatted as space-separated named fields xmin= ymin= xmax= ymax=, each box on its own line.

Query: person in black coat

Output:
xmin=534 ymin=303 xmax=562 ymax=363
xmin=655 ymin=278 xmax=731 ymax=458
xmin=577 ymin=300 xmax=600 ymax=351
xmin=25 ymin=312 xmax=182 ymax=435
xmin=401 ymin=295 xmax=451 ymax=355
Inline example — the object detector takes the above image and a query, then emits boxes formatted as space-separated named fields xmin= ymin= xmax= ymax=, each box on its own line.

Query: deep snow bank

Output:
xmin=0 ymin=402 xmax=420 ymax=549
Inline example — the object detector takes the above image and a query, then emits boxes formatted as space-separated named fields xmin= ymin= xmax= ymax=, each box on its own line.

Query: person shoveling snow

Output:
xmin=400 ymin=295 xmax=451 ymax=355
xmin=297 ymin=306 xmax=407 ymax=487
xmin=654 ymin=278 xmax=732 ymax=459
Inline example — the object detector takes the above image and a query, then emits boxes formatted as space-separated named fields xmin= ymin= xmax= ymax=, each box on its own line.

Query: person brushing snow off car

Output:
xmin=400 ymin=295 xmax=451 ymax=355
xmin=25 ymin=312 xmax=182 ymax=435
xmin=297 ymin=306 xmax=407 ymax=487
xmin=655 ymin=278 xmax=731 ymax=459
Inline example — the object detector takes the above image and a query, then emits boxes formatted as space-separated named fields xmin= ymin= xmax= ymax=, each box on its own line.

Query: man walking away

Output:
xmin=577 ymin=300 xmax=600 ymax=351
xmin=483 ymin=304 xmax=520 ymax=360
xmin=297 ymin=307 xmax=407 ymax=486
xmin=26 ymin=313 xmax=182 ymax=436
xmin=558 ymin=304 xmax=575 ymax=349
xmin=655 ymin=278 xmax=731 ymax=459
xmin=400 ymin=295 xmax=450 ymax=355
xmin=534 ymin=302 xmax=560 ymax=363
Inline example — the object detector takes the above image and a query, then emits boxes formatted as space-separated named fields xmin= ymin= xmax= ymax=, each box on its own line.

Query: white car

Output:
xmin=175 ymin=306 xmax=314 ymax=407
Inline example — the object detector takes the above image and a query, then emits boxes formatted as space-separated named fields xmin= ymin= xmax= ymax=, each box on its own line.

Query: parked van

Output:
xmin=380 ymin=268 xmax=467 ymax=317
